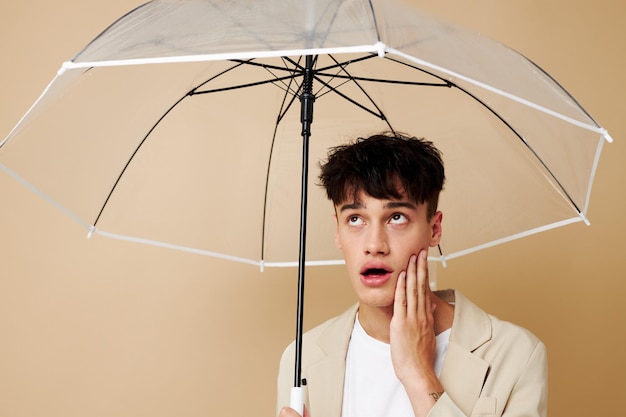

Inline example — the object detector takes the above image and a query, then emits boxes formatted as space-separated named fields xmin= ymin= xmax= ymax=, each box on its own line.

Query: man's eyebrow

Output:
xmin=338 ymin=202 xmax=364 ymax=212
xmin=385 ymin=201 xmax=417 ymax=210
xmin=338 ymin=200 xmax=417 ymax=212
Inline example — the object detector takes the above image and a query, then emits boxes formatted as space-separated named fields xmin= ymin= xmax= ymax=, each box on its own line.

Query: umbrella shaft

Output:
xmin=294 ymin=55 xmax=316 ymax=388
xmin=300 ymin=55 xmax=315 ymax=137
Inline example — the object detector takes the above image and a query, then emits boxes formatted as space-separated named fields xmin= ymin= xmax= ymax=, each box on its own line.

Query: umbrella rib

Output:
xmin=367 ymin=0 xmax=383 ymax=41
xmin=190 ymin=73 xmax=299 ymax=95
xmin=207 ymin=54 xmax=447 ymax=102
xmin=275 ymin=78 xmax=302 ymax=124
xmin=314 ymin=53 xmax=584 ymax=218
xmin=331 ymin=54 xmax=454 ymax=87
xmin=194 ymin=57 xmax=308 ymax=119
xmin=92 ymin=94 xmax=190 ymax=227
xmin=232 ymin=54 xmax=373 ymax=76
xmin=455 ymin=85 xmax=584 ymax=215
xmin=316 ymin=72 xmax=451 ymax=87
xmin=312 ymin=54 xmax=393 ymax=121
xmin=92 ymin=61 xmax=251 ymax=227
xmin=310 ymin=54 xmax=449 ymax=88
xmin=245 ymin=53 xmax=391 ymax=121
xmin=260 ymin=58 xmax=304 ymax=262
xmin=192 ymin=58 xmax=305 ymax=98
xmin=313 ymin=54 xmax=580 ymax=211
xmin=315 ymin=76 xmax=387 ymax=120
xmin=313 ymin=53 xmax=450 ymax=120
xmin=254 ymin=56 xmax=305 ymax=101
xmin=92 ymin=58 xmax=307 ymax=259
xmin=525 ymin=54 xmax=603 ymax=129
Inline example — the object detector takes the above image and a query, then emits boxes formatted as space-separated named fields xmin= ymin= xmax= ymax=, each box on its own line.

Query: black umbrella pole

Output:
xmin=292 ymin=55 xmax=315 ymax=414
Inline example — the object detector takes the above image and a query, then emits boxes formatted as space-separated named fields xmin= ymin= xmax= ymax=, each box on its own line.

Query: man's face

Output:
xmin=334 ymin=190 xmax=442 ymax=310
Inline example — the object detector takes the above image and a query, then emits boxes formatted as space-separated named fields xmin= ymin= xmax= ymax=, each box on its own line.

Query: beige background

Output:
xmin=0 ymin=1 xmax=623 ymax=416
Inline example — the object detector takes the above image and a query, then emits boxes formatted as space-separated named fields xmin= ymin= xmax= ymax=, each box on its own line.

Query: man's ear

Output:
xmin=333 ymin=213 xmax=342 ymax=250
xmin=429 ymin=211 xmax=443 ymax=247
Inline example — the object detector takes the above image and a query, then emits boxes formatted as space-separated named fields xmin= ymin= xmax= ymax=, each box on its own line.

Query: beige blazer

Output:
xmin=277 ymin=290 xmax=547 ymax=417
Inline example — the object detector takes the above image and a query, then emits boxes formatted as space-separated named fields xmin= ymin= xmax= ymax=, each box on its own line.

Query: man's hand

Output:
xmin=278 ymin=405 xmax=309 ymax=417
xmin=390 ymin=250 xmax=444 ymax=417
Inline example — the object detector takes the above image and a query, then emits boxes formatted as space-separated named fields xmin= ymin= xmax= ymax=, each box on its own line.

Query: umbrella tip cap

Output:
xmin=58 ymin=61 xmax=73 ymax=76
xmin=427 ymin=254 xmax=447 ymax=268
xmin=579 ymin=212 xmax=591 ymax=226
xmin=375 ymin=41 xmax=387 ymax=58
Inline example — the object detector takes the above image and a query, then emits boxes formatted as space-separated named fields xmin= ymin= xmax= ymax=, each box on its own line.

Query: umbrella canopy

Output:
xmin=0 ymin=0 xmax=612 ymax=410
xmin=0 ymin=0 xmax=610 ymax=269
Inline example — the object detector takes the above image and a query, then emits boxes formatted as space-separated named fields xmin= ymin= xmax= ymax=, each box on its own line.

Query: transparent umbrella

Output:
xmin=0 ymin=0 xmax=611 ymax=411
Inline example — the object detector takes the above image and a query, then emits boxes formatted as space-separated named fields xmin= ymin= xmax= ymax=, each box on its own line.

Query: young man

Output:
xmin=277 ymin=132 xmax=547 ymax=417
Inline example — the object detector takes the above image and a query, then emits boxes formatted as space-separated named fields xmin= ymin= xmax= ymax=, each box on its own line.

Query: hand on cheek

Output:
xmin=389 ymin=250 xmax=445 ymax=417
xmin=390 ymin=250 xmax=436 ymax=383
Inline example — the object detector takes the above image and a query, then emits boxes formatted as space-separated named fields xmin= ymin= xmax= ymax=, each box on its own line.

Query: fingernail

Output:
xmin=420 ymin=250 xmax=427 ymax=260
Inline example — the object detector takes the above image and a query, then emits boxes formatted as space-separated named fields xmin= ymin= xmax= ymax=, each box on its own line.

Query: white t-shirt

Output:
xmin=341 ymin=314 xmax=450 ymax=417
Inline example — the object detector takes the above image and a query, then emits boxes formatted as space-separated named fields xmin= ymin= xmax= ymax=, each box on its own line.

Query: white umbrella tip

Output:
xmin=428 ymin=254 xmax=447 ymax=268
xmin=374 ymin=42 xmax=387 ymax=58
xmin=58 ymin=61 xmax=74 ymax=76
xmin=601 ymin=129 xmax=613 ymax=143
xmin=579 ymin=212 xmax=591 ymax=226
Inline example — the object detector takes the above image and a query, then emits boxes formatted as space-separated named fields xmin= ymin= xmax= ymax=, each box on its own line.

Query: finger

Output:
xmin=394 ymin=270 xmax=407 ymax=317
xmin=405 ymin=254 xmax=418 ymax=318
xmin=417 ymin=250 xmax=431 ymax=320
xmin=279 ymin=406 xmax=301 ymax=417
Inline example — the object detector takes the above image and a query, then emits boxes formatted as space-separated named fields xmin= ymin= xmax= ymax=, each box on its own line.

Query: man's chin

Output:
xmin=357 ymin=293 xmax=395 ymax=310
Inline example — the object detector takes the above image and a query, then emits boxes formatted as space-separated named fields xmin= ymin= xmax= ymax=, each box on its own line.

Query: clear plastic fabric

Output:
xmin=0 ymin=0 xmax=610 ymax=266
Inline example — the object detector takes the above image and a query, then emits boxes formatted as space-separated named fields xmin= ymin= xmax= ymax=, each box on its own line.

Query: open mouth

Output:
xmin=362 ymin=268 xmax=390 ymax=277
xmin=359 ymin=265 xmax=392 ymax=287
xmin=360 ymin=262 xmax=392 ymax=277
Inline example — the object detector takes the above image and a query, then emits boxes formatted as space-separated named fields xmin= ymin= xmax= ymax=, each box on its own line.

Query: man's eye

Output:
xmin=389 ymin=213 xmax=408 ymax=224
xmin=348 ymin=216 xmax=363 ymax=226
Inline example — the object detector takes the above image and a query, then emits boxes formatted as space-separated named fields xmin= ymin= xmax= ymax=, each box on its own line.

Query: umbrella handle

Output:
xmin=290 ymin=387 xmax=304 ymax=415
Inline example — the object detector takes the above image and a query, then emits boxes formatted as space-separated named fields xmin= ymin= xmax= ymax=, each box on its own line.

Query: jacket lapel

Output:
xmin=307 ymin=304 xmax=357 ymax=417
xmin=438 ymin=290 xmax=492 ymax=415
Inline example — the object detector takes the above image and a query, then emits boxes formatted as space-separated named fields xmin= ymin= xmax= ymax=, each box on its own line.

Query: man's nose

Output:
xmin=364 ymin=223 xmax=389 ymax=255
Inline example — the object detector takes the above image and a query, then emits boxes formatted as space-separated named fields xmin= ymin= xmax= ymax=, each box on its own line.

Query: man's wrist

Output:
xmin=429 ymin=391 xmax=444 ymax=402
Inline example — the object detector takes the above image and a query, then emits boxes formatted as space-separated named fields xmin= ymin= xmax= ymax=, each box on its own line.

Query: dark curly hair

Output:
xmin=318 ymin=132 xmax=445 ymax=220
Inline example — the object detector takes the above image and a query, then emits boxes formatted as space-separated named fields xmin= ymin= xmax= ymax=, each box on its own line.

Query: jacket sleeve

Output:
xmin=499 ymin=339 xmax=548 ymax=417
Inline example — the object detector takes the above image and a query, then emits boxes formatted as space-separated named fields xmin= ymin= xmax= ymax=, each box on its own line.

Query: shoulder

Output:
xmin=306 ymin=304 xmax=358 ymax=340
xmin=279 ymin=304 xmax=357 ymax=366
xmin=487 ymin=310 xmax=547 ymax=363
xmin=282 ymin=304 xmax=357 ymax=355
xmin=451 ymin=289 xmax=546 ymax=367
